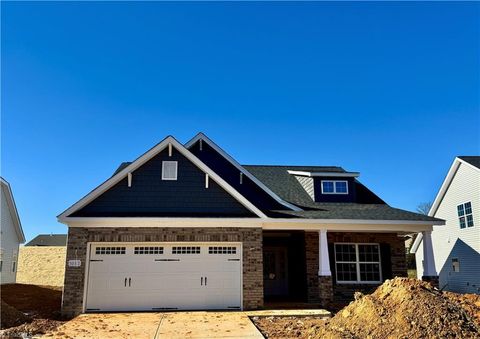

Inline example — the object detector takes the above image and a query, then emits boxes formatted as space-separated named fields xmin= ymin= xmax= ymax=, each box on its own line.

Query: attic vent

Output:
xmin=162 ymin=161 xmax=178 ymax=180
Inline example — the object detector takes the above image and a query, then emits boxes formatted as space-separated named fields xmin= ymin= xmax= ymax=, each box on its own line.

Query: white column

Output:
xmin=422 ymin=230 xmax=437 ymax=276
xmin=318 ymin=230 xmax=331 ymax=276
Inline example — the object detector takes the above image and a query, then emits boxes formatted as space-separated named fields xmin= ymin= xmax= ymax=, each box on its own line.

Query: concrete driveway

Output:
xmin=46 ymin=312 xmax=264 ymax=338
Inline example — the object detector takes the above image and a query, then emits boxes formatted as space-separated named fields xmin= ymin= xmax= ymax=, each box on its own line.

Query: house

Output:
xmin=17 ymin=234 xmax=67 ymax=287
xmin=25 ymin=234 xmax=67 ymax=246
xmin=411 ymin=156 xmax=480 ymax=294
xmin=58 ymin=133 xmax=443 ymax=317
xmin=0 ymin=177 xmax=26 ymax=284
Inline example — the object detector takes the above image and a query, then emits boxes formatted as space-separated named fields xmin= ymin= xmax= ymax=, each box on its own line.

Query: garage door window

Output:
xmin=172 ymin=246 xmax=200 ymax=254
xmin=95 ymin=247 xmax=126 ymax=255
xmin=134 ymin=247 xmax=163 ymax=254
xmin=209 ymin=246 xmax=237 ymax=254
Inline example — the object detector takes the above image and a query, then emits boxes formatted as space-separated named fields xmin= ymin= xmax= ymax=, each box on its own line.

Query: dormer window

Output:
xmin=321 ymin=180 xmax=348 ymax=194
xmin=162 ymin=161 xmax=178 ymax=180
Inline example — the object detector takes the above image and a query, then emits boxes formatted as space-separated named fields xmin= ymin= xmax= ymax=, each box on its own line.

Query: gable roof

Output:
xmin=185 ymin=133 xmax=302 ymax=212
xmin=26 ymin=234 xmax=67 ymax=246
xmin=58 ymin=136 xmax=268 ymax=221
xmin=429 ymin=156 xmax=480 ymax=217
xmin=458 ymin=156 xmax=480 ymax=169
xmin=0 ymin=177 xmax=25 ymax=243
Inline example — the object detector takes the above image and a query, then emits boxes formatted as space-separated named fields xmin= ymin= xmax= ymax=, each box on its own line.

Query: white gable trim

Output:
xmin=287 ymin=170 xmax=360 ymax=178
xmin=1 ymin=177 xmax=26 ymax=243
xmin=57 ymin=136 xmax=268 ymax=221
xmin=185 ymin=133 xmax=302 ymax=212
xmin=429 ymin=157 xmax=480 ymax=217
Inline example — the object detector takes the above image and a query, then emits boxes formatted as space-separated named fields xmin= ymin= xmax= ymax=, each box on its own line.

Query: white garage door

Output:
xmin=84 ymin=242 xmax=242 ymax=312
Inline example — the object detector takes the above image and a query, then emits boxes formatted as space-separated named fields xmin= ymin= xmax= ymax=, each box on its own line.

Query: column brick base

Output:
xmin=318 ymin=275 xmax=333 ymax=307
xmin=422 ymin=275 xmax=439 ymax=289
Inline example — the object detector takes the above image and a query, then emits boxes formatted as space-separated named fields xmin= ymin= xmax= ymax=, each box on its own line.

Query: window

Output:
xmin=334 ymin=243 xmax=381 ymax=283
xmin=134 ymin=246 xmax=163 ymax=255
xmin=172 ymin=246 xmax=200 ymax=254
xmin=457 ymin=202 xmax=474 ymax=229
xmin=452 ymin=258 xmax=460 ymax=272
xmin=321 ymin=180 xmax=348 ymax=194
xmin=12 ymin=261 xmax=16 ymax=272
xmin=162 ymin=161 xmax=178 ymax=180
xmin=208 ymin=246 xmax=237 ymax=254
xmin=95 ymin=246 xmax=126 ymax=255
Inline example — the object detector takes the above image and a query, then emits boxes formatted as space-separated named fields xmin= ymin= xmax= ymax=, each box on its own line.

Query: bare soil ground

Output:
xmin=0 ymin=284 xmax=65 ymax=338
xmin=253 ymin=278 xmax=480 ymax=339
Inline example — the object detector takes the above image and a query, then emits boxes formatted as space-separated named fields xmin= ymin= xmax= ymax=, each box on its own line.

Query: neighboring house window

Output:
xmin=457 ymin=202 xmax=474 ymax=229
xmin=321 ymin=180 xmax=348 ymax=194
xmin=162 ymin=161 xmax=178 ymax=180
xmin=334 ymin=243 xmax=382 ymax=283
xmin=452 ymin=258 xmax=460 ymax=272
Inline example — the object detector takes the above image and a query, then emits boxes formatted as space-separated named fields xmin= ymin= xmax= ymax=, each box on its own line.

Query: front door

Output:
xmin=263 ymin=246 xmax=289 ymax=297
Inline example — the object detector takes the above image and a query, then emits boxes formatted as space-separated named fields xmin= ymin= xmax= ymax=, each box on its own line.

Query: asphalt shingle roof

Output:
xmin=26 ymin=234 xmax=67 ymax=246
xmin=244 ymin=165 xmax=442 ymax=222
xmin=459 ymin=156 xmax=480 ymax=169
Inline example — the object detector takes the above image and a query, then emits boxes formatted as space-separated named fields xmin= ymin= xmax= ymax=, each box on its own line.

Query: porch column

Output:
xmin=421 ymin=230 xmax=439 ymax=288
xmin=318 ymin=230 xmax=333 ymax=306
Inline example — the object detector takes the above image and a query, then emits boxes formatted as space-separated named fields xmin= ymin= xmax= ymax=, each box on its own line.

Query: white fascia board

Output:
xmin=287 ymin=170 xmax=360 ymax=178
xmin=428 ymin=158 xmax=462 ymax=217
xmin=61 ymin=216 xmax=441 ymax=233
xmin=59 ymin=217 xmax=264 ymax=228
xmin=410 ymin=232 xmax=423 ymax=254
xmin=185 ymin=133 xmax=303 ymax=212
xmin=0 ymin=178 xmax=26 ymax=243
xmin=57 ymin=136 xmax=268 ymax=221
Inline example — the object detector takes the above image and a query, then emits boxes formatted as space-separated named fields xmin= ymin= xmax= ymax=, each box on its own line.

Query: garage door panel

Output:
xmin=86 ymin=242 xmax=242 ymax=312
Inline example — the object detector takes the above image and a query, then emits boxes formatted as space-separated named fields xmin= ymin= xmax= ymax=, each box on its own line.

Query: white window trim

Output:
xmin=457 ymin=201 xmax=474 ymax=229
xmin=334 ymin=242 xmax=382 ymax=284
xmin=321 ymin=180 xmax=349 ymax=195
xmin=162 ymin=161 xmax=178 ymax=181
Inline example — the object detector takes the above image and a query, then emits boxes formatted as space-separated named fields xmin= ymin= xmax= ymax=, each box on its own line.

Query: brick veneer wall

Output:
xmin=305 ymin=232 xmax=320 ymax=303
xmin=304 ymin=231 xmax=407 ymax=304
xmin=62 ymin=227 xmax=263 ymax=317
xmin=328 ymin=232 xmax=407 ymax=301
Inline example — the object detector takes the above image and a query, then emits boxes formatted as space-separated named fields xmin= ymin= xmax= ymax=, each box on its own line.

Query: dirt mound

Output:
xmin=1 ymin=301 xmax=31 ymax=329
xmin=1 ymin=283 xmax=62 ymax=319
xmin=317 ymin=278 xmax=480 ymax=338
xmin=0 ymin=284 xmax=65 ymax=337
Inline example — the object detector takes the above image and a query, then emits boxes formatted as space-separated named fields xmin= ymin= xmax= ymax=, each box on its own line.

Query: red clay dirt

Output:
xmin=1 ymin=284 xmax=65 ymax=338
xmin=253 ymin=278 xmax=480 ymax=339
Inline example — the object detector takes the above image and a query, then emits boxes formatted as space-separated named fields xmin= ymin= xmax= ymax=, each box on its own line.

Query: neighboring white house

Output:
xmin=0 ymin=177 xmax=26 ymax=284
xmin=412 ymin=156 xmax=480 ymax=294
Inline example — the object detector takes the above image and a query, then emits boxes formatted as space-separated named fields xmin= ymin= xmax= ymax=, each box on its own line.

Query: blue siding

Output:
xmin=71 ymin=146 xmax=256 ymax=218
xmin=438 ymin=239 xmax=480 ymax=294
xmin=313 ymin=178 xmax=357 ymax=203
xmin=189 ymin=140 xmax=289 ymax=211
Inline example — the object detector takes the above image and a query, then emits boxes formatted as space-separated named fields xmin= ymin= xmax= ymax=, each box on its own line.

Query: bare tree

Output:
xmin=416 ymin=202 xmax=433 ymax=215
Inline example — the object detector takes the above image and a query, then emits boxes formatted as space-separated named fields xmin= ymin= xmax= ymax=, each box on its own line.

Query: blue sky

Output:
xmin=2 ymin=2 xmax=479 ymax=241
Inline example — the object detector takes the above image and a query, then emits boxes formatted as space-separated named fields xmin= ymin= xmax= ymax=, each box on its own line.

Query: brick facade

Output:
xmin=305 ymin=232 xmax=320 ymax=303
xmin=62 ymin=227 xmax=263 ymax=317
xmin=328 ymin=232 xmax=407 ymax=301
xmin=304 ymin=231 xmax=407 ymax=304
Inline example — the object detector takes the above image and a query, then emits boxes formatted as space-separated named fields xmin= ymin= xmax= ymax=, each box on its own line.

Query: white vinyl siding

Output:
xmin=294 ymin=176 xmax=315 ymax=200
xmin=0 ymin=186 xmax=21 ymax=284
xmin=416 ymin=161 xmax=480 ymax=293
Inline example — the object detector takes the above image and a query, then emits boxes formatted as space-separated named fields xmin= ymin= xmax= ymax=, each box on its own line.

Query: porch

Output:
xmin=262 ymin=229 xmax=438 ymax=306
